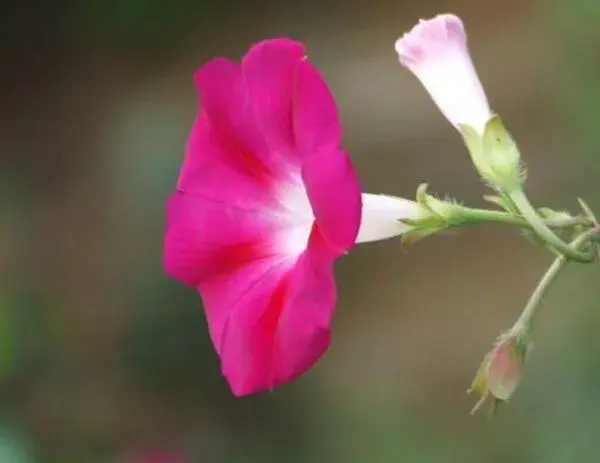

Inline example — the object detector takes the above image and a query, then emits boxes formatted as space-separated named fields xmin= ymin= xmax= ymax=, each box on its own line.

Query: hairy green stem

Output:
xmin=452 ymin=207 xmax=589 ymax=231
xmin=509 ymin=228 xmax=599 ymax=337
xmin=508 ymin=189 xmax=595 ymax=263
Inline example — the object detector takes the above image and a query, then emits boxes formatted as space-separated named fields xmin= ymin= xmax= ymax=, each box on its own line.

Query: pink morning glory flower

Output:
xmin=164 ymin=38 xmax=422 ymax=396
xmin=395 ymin=14 xmax=492 ymax=134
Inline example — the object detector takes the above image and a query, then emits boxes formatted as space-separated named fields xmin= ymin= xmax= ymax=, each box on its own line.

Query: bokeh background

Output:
xmin=2 ymin=0 xmax=600 ymax=461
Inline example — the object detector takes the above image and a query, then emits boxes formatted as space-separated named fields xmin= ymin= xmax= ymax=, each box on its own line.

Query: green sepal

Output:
xmin=415 ymin=183 xmax=434 ymax=212
xmin=521 ymin=229 xmax=546 ymax=246
xmin=399 ymin=212 xmax=448 ymax=249
xmin=481 ymin=116 xmax=525 ymax=190
xmin=578 ymin=198 xmax=598 ymax=225
xmin=538 ymin=207 xmax=571 ymax=221
xmin=483 ymin=194 xmax=515 ymax=212
xmin=400 ymin=226 xmax=440 ymax=250
xmin=459 ymin=123 xmax=487 ymax=179
xmin=460 ymin=116 xmax=525 ymax=193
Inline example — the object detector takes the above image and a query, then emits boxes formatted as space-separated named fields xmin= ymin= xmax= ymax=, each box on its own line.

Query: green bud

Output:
xmin=460 ymin=116 xmax=524 ymax=192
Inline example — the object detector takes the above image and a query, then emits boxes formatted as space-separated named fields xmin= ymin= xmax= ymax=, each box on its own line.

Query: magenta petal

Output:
xmin=242 ymin=38 xmax=306 ymax=157
xmin=270 ymin=228 xmax=337 ymax=383
xmin=164 ymin=193 xmax=277 ymax=287
xmin=293 ymin=59 xmax=342 ymax=156
xmin=177 ymin=115 xmax=278 ymax=208
xmin=302 ymin=148 xmax=361 ymax=253
xmin=176 ymin=115 xmax=205 ymax=191
xmin=200 ymin=226 xmax=337 ymax=395
xmin=193 ymin=58 xmax=272 ymax=183
xmin=193 ymin=58 xmax=244 ymax=136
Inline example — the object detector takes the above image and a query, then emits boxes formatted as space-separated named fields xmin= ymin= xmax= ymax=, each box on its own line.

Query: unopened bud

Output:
xmin=468 ymin=333 xmax=529 ymax=417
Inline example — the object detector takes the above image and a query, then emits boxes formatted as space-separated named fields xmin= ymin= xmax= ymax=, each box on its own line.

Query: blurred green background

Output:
xmin=2 ymin=0 xmax=600 ymax=461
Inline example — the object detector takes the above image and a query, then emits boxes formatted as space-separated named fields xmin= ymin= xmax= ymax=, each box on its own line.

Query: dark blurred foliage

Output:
xmin=1 ymin=0 xmax=600 ymax=461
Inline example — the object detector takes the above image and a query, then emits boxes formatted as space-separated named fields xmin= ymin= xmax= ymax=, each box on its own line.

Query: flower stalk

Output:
xmin=395 ymin=185 xmax=593 ymax=242
xmin=469 ymin=227 xmax=600 ymax=416
xmin=508 ymin=226 xmax=600 ymax=337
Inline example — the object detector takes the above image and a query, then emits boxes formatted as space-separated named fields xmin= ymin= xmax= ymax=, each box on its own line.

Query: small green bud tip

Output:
xmin=468 ymin=335 xmax=528 ymax=417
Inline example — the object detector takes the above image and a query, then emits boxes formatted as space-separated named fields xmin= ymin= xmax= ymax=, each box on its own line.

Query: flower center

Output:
xmin=275 ymin=180 xmax=315 ymax=256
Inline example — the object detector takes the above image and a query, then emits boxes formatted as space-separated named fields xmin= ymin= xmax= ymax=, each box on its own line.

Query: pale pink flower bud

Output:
xmin=468 ymin=334 xmax=528 ymax=417
xmin=395 ymin=14 xmax=492 ymax=134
